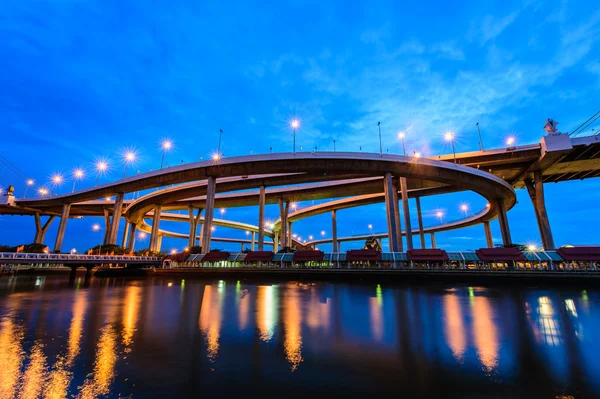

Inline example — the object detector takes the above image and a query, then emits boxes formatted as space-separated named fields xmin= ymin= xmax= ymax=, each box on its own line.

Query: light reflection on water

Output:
xmin=0 ymin=276 xmax=599 ymax=397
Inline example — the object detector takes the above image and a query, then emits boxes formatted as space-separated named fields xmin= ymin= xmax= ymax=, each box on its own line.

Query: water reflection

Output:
xmin=0 ymin=315 xmax=23 ymax=398
xmin=0 ymin=277 xmax=599 ymax=398
xmin=199 ymin=285 xmax=223 ymax=361
xmin=256 ymin=285 xmax=278 ymax=342
xmin=283 ymin=286 xmax=303 ymax=371
xmin=444 ymin=293 xmax=466 ymax=362
xmin=470 ymin=293 xmax=499 ymax=372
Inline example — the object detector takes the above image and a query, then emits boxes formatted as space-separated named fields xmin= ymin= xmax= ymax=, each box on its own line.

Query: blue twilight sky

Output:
xmin=1 ymin=0 xmax=600 ymax=252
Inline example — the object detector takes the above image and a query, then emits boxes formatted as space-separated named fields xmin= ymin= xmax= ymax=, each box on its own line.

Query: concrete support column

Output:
xmin=157 ymin=235 xmax=163 ymax=253
xmin=150 ymin=205 xmax=162 ymax=252
xmin=258 ymin=185 xmax=265 ymax=251
xmin=331 ymin=210 xmax=338 ymax=252
xmin=483 ymin=221 xmax=494 ymax=248
xmin=121 ymin=222 xmax=130 ymax=248
xmin=430 ymin=232 xmax=436 ymax=249
xmin=274 ymin=231 xmax=279 ymax=252
xmin=383 ymin=172 xmax=399 ymax=252
xmin=201 ymin=177 xmax=217 ymax=254
xmin=496 ymin=199 xmax=512 ymax=247
xmin=251 ymin=232 xmax=255 ymax=251
xmin=525 ymin=171 xmax=555 ymax=250
xmin=108 ymin=192 xmax=125 ymax=245
xmin=194 ymin=209 xmax=203 ymax=247
xmin=34 ymin=213 xmax=56 ymax=244
xmin=127 ymin=223 xmax=137 ymax=253
xmin=103 ymin=208 xmax=111 ymax=245
xmin=415 ymin=197 xmax=426 ymax=249
xmin=392 ymin=178 xmax=404 ymax=252
xmin=188 ymin=206 xmax=196 ymax=249
xmin=288 ymin=222 xmax=292 ymax=247
xmin=53 ymin=203 xmax=71 ymax=252
xmin=400 ymin=177 xmax=413 ymax=250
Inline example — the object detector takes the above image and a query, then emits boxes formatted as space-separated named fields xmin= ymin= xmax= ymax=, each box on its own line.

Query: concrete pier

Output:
xmin=150 ymin=205 xmax=162 ymax=252
xmin=483 ymin=221 xmax=494 ymax=248
xmin=34 ymin=213 xmax=55 ymax=244
xmin=108 ymin=192 xmax=124 ymax=245
xmin=383 ymin=173 xmax=400 ymax=252
xmin=201 ymin=176 xmax=216 ymax=254
xmin=416 ymin=197 xmax=426 ymax=249
xmin=331 ymin=209 xmax=338 ymax=253
xmin=525 ymin=171 xmax=555 ymax=250
xmin=258 ymin=185 xmax=265 ymax=251
xmin=400 ymin=177 xmax=413 ymax=250
xmin=53 ymin=203 xmax=71 ymax=252
xmin=496 ymin=200 xmax=512 ymax=246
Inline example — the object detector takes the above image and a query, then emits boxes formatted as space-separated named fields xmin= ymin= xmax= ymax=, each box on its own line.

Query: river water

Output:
xmin=0 ymin=275 xmax=599 ymax=398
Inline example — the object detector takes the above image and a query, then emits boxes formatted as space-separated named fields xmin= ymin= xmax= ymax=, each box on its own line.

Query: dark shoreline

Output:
xmin=5 ymin=267 xmax=600 ymax=286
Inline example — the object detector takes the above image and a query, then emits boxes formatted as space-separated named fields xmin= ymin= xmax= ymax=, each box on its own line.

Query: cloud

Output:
xmin=479 ymin=12 xmax=519 ymax=44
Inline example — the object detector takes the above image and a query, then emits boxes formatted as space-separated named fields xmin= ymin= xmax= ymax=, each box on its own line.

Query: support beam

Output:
xmin=201 ymin=177 xmax=216 ymax=254
xmin=258 ymin=185 xmax=265 ymax=251
xmin=415 ymin=197 xmax=426 ymax=249
xmin=53 ymin=204 xmax=71 ymax=252
xmin=188 ymin=205 xmax=195 ymax=249
xmin=194 ymin=209 xmax=203 ymax=247
xmin=496 ymin=200 xmax=512 ymax=247
xmin=274 ymin=231 xmax=279 ymax=252
xmin=430 ymin=232 xmax=436 ymax=249
xmin=392 ymin=178 xmax=403 ymax=252
xmin=34 ymin=213 xmax=55 ymax=244
xmin=331 ymin=209 xmax=338 ymax=252
xmin=400 ymin=177 xmax=413 ymax=250
xmin=288 ymin=222 xmax=292 ymax=247
xmin=483 ymin=221 xmax=494 ymax=248
xmin=150 ymin=205 xmax=162 ymax=252
xmin=127 ymin=223 xmax=137 ymax=253
xmin=383 ymin=172 xmax=399 ymax=252
xmin=121 ymin=222 xmax=130 ymax=249
xmin=157 ymin=235 xmax=163 ymax=253
xmin=108 ymin=192 xmax=125 ymax=245
xmin=251 ymin=232 xmax=255 ymax=251
xmin=103 ymin=208 xmax=111 ymax=245
xmin=524 ymin=171 xmax=555 ymax=250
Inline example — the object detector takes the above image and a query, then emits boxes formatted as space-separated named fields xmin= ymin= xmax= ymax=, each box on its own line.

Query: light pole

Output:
xmin=476 ymin=122 xmax=484 ymax=151
xmin=333 ymin=139 xmax=336 ymax=152
xmin=217 ymin=130 xmax=223 ymax=158
xmin=92 ymin=224 xmax=102 ymax=255
xmin=377 ymin=122 xmax=382 ymax=156
xmin=24 ymin=179 xmax=34 ymax=198
xmin=398 ymin=132 xmax=406 ymax=156
xmin=291 ymin=120 xmax=299 ymax=154
xmin=161 ymin=139 xmax=173 ymax=169
xmin=95 ymin=161 xmax=107 ymax=186
xmin=445 ymin=132 xmax=457 ymax=164
xmin=51 ymin=173 xmax=64 ymax=195
xmin=71 ymin=168 xmax=84 ymax=193
xmin=368 ymin=224 xmax=373 ymax=234
xmin=123 ymin=151 xmax=135 ymax=177
xmin=436 ymin=211 xmax=444 ymax=223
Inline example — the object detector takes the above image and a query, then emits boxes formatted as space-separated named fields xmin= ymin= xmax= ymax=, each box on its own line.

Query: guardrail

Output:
xmin=0 ymin=252 xmax=161 ymax=263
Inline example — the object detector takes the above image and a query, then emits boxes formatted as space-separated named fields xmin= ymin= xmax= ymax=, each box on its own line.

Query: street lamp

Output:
xmin=160 ymin=139 xmax=174 ymax=169
xmin=436 ymin=211 xmax=444 ymax=223
xmin=138 ymin=231 xmax=147 ymax=240
xmin=368 ymin=224 xmax=373 ymax=234
xmin=38 ymin=187 xmax=49 ymax=197
xmin=92 ymin=223 xmax=102 ymax=255
xmin=95 ymin=160 xmax=108 ymax=186
xmin=444 ymin=132 xmax=457 ymax=164
xmin=459 ymin=203 xmax=469 ymax=216
xmin=72 ymin=168 xmax=85 ymax=193
xmin=506 ymin=136 xmax=516 ymax=146
xmin=321 ymin=230 xmax=326 ymax=237
xmin=220 ymin=208 xmax=226 ymax=217
xmin=476 ymin=122 xmax=484 ymax=151
xmin=217 ymin=130 xmax=223 ymax=159
xmin=398 ymin=132 xmax=406 ymax=156
xmin=24 ymin=179 xmax=34 ymax=198
xmin=123 ymin=151 xmax=136 ymax=177
xmin=291 ymin=120 xmax=299 ymax=154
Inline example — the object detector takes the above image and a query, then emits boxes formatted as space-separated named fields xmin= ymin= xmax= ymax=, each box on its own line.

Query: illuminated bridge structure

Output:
xmin=1 ymin=132 xmax=599 ymax=255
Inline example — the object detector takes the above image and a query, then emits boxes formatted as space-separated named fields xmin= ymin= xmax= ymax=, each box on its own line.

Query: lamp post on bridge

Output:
xmin=92 ymin=224 xmax=102 ymax=255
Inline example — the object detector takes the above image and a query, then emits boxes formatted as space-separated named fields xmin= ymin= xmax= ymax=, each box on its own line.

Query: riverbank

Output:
xmin=153 ymin=267 xmax=600 ymax=285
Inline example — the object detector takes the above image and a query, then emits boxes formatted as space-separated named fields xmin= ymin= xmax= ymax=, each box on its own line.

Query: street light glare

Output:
xmin=291 ymin=202 xmax=298 ymax=210
xmin=460 ymin=203 xmax=469 ymax=213
xmin=413 ymin=151 xmax=422 ymax=159
xmin=26 ymin=179 xmax=34 ymax=186
xmin=444 ymin=132 xmax=455 ymax=142
xmin=162 ymin=139 xmax=173 ymax=151
xmin=96 ymin=161 xmax=108 ymax=172
xmin=506 ymin=136 xmax=516 ymax=146
xmin=291 ymin=119 xmax=300 ymax=129
xmin=212 ymin=153 xmax=220 ymax=160
xmin=138 ymin=232 xmax=147 ymax=239
xmin=436 ymin=211 xmax=444 ymax=218
xmin=38 ymin=188 xmax=48 ymax=196
xmin=398 ymin=132 xmax=405 ymax=139
xmin=92 ymin=224 xmax=101 ymax=231
xmin=51 ymin=173 xmax=64 ymax=186
xmin=73 ymin=168 xmax=85 ymax=179
xmin=125 ymin=151 xmax=136 ymax=162
xmin=527 ymin=244 xmax=536 ymax=251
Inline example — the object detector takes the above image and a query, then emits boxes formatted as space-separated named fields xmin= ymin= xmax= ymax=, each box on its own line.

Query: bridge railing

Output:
xmin=0 ymin=252 xmax=160 ymax=262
